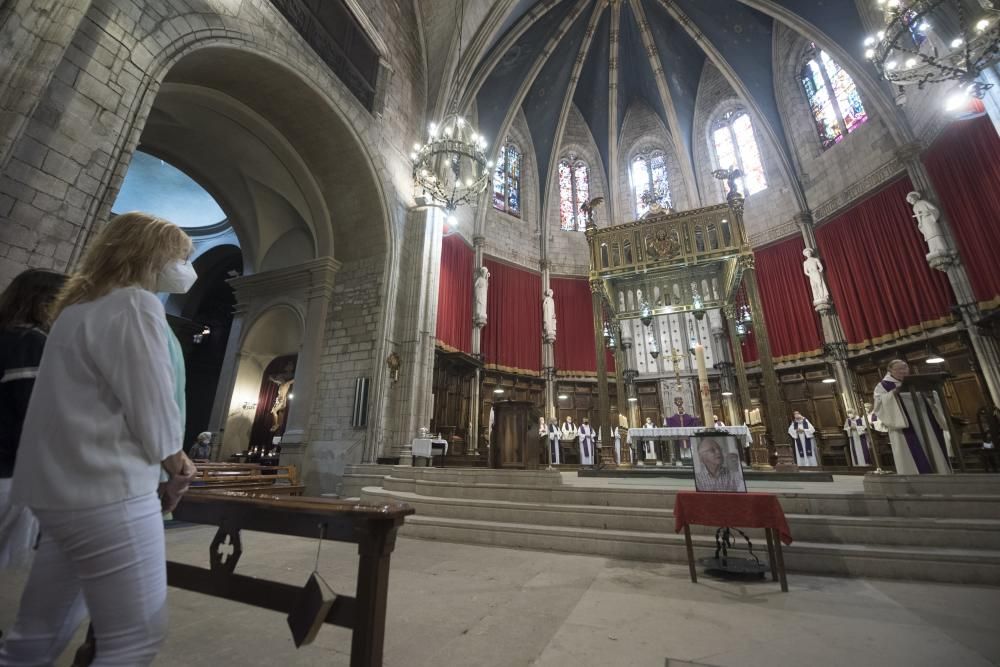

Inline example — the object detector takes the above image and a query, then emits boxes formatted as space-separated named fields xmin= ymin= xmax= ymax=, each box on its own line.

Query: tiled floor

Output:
xmin=2 ymin=525 xmax=998 ymax=666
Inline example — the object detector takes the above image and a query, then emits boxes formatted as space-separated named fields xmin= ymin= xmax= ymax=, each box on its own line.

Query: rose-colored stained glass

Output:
xmin=573 ymin=161 xmax=589 ymax=231
xmin=559 ymin=160 xmax=575 ymax=230
xmin=631 ymin=156 xmax=651 ymax=217
xmin=802 ymin=59 xmax=842 ymax=148
xmin=493 ymin=140 xmax=522 ymax=217
xmin=801 ymin=45 xmax=867 ymax=150
xmin=821 ymin=50 xmax=867 ymax=135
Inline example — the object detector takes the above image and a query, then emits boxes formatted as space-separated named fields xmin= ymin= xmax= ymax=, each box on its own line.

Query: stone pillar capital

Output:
xmin=473 ymin=235 xmax=486 ymax=248
xmin=894 ymin=141 xmax=924 ymax=164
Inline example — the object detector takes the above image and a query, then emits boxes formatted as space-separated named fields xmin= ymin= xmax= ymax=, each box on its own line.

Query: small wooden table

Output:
xmin=673 ymin=491 xmax=792 ymax=592
xmin=170 ymin=491 xmax=414 ymax=666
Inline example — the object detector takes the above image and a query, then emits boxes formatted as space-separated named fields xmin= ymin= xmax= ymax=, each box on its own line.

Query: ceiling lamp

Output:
xmin=412 ymin=115 xmax=490 ymax=212
xmin=926 ymin=344 xmax=946 ymax=364
xmin=863 ymin=1 xmax=1000 ymax=103
xmin=648 ymin=336 xmax=660 ymax=359
xmin=411 ymin=2 xmax=491 ymax=211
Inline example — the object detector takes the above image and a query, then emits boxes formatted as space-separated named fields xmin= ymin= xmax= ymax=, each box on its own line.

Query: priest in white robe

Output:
xmin=872 ymin=359 xmax=952 ymax=475
xmin=788 ymin=411 xmax=819 ymax=467
xmin=843 ymin=409 xmax=872 ymax=467
xmin=639 ymin=417 xmax=658 ymax=465
xmin=712 ymin=415 xmax=726 ymax=428
xmin=865 ymin=401 xmax=888 ymax=434
xmin=578 ymin=418 xmax=595 ymax=466
xmin=545 ymin=418 xmax=561 ymax=465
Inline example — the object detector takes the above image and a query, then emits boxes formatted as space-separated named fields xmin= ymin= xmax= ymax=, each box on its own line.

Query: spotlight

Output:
xmin=493 ymin=388 xmax=505 ymax=394
xmin=721 ymin=391 xmax=734 ymax=397
xmin=822 ymin=377 xmax=837 ymax=384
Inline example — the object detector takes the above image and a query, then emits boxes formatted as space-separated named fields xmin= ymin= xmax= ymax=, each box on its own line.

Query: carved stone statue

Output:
xmin=906 ymin=191 xmax=950 ymax=260
xmin=802 ymin=247 xmax=830 ymax=304
xmin=473 ymin=265 xmax=490 ymax=327
xmin=542 ymin=288 xmax=556 ymax=342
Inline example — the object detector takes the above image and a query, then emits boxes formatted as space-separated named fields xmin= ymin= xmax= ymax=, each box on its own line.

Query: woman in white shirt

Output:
xmin=0 ymin=212 xmax=198 ymax=666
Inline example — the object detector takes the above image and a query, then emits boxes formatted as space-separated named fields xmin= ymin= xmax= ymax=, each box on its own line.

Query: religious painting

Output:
xmin=692 ymin=433 xmax=747 ymax=493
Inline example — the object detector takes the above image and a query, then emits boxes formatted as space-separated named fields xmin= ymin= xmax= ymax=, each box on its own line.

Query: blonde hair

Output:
xmin=54 ymin=212 xmax=192 ymax=317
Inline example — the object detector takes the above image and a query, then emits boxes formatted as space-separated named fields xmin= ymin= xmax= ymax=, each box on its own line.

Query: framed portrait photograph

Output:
xmin=692 ymin=433 xmax=747 ymax=493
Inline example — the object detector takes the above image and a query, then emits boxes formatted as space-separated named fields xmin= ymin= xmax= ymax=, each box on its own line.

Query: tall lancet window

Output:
xmin=711 ymin=110 xmax=767 ymax=195
xmin=800 ymin=43 xmax=868 ymax=149
xmin=492 ymin=140 xmax=522 ymax=217
xmin=558 ymin=157 xmax=590 ymax=231
xmin=630 ymin=151 xmax=672 ymax=218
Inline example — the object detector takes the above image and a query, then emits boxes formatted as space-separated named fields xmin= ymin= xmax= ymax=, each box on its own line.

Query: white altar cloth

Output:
xmin=627 ymin=426 xmax=751 ymax=446
xmin=412 ymin=438 xmax=449 ymax=458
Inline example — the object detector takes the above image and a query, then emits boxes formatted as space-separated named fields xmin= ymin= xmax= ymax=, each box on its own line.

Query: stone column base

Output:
xmin=773 ymin=443 xmax=798 ymax=472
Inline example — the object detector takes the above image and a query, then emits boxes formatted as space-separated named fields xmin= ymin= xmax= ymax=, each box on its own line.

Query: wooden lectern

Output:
xmin=898 ymin=372 xmax=965 ymax=473
xmin=490 ymin=400 xmax=538 ymax=469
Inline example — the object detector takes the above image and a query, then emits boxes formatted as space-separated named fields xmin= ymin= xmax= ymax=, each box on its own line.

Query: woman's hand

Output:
xmin=160 ymin=451 xmax=197 ymax=513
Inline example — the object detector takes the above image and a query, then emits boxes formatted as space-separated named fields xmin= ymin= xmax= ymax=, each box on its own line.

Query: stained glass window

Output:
xmin=711 ymin=110 xmax=767 ymax=196
xmin=631 ymin=151 xmax=672 ymax=218
xmin=801 ymin=44 xmax=868 ymax=149
xmin=492 ymin=140 xmax=522 ymax=217
xmin=902 ymin=9 xmax=927 ymax=47
xmin=558 ymin=157 xmax=590 ymax=231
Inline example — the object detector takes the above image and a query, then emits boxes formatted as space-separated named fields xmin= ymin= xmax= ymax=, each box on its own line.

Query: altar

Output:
xmin=627 ymin=426 xmax=751 ymax=466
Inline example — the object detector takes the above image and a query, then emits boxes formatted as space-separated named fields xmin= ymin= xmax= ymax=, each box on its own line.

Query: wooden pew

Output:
xmin=189 ymin=463 xmax=304 ymax=495
xmin=168 ymin=491 xmax=414 ymax=666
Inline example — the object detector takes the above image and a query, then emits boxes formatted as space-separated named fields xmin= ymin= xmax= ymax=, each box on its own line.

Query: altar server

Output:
xmin=712 ymin=415 xmax=726 ymax=428
xmin=640 ymin=417 xmax=658 ymax=464
xmin=872 ymin=359 xmax=952 ymax=475
xmin=546 ymin=418 xmax=561 ymax=465
xmin=865 ymin=401 xmax=888 ymax=434
xmin=578 ymin=418 xmax=595 ymax=465
xmin=843 ymin=410 xmax=872 ymax=467
xmin=788 ymin=411 xmax=819 ymax=467
xmin=2 ymin=213 xmax=197 ymax=665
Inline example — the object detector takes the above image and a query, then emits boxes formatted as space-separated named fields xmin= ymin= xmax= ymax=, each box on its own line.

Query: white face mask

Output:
xmin=156 ymin=259 xmax=198 ymax=294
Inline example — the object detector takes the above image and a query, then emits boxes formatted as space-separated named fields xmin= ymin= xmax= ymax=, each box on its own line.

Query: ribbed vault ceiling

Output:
xmin=433 ymin=0 xmax=885 ymax=211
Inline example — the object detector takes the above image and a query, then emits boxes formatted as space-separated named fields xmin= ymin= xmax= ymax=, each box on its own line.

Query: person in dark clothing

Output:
xmin=0 ymin=268 xmax=66 ymax=568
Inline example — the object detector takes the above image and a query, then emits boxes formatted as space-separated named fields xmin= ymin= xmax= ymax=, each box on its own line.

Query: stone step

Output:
xmin=399 ymin=514 xmax=1000 ymax=585
xmin=361 ymin=487 xmax=1000 ymax=550
xmin=379 ymin=474 xmax=1000 ymax=520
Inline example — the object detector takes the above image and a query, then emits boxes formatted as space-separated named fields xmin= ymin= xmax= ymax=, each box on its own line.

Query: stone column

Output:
xmin=393 ymin=203 xmax=445 ymax=465
xmin=590 ymin=277 xmax=611 ymax=450
xmin=0 ymin=1 xmax=92 ymax=170
xmin=742 ymin=258 xmax=792 ymax=470
xmin=710 ymin=309 xmax=739 ymax=427
xmin=469 ymin=235 xmax=486 ymax=455
xmin=896 ymin=142 xmax=1000 ymax=407
xmin=541 ymin=259 xmax=556 ymax=419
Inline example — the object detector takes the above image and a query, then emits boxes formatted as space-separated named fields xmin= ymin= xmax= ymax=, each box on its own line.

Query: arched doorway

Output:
xmin=108 ymin=45 xmax=392 ymax=485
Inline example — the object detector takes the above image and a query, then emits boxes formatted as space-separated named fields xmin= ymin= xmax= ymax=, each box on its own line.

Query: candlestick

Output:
xmin=694 ymin=343 xmax=713 ymax=426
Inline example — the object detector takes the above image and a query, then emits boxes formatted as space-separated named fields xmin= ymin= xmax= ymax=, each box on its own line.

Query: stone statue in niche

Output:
xmin=473 ymin=265 xmax=490 ymax=327
xmin=802 ymin=247 xmax=830 ymax=305
xmin=906 ymin=191 xmax=950 ymax=261
xmin=542 ymin=288 xmax=556 ymax=342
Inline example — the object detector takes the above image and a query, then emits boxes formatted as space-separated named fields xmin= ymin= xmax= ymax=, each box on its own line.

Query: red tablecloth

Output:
xmin=673 ymin=491 xmax=793 ymax=545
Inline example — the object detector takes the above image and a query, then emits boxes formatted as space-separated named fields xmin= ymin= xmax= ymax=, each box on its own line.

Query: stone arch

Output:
xmin=221 ymin=303 xmax=305 ymax=458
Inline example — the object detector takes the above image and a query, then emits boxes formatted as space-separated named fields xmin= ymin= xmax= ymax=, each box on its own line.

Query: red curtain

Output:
xmin=481 ymin=258 xmax=542 ymax=374
xmin=815 ymin=177 xmax=954 ymax=348
xmin=550 ymin=277 xmax=616 ymax=375
xmin=740 ymin=330 xmax=759 ymax=364
xmin=753 ymin=236 xmax=824 ymax=361
xmin=435 ymin=234 xmax=474 ymax=353
xmin=924 ymin=115 xmax=1000 ymax=307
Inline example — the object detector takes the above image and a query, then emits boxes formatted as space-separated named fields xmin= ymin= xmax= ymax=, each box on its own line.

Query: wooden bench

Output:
xmin=189 ymin=463 xmax=304 ymax=495
xmin=169 ymin=491 xmax=414 ymax=666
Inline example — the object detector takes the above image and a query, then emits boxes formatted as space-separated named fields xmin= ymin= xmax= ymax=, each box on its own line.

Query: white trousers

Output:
xmin=0 ymin=492 xmax=167 ymax=666
xmin=0 ymin=478 xmax=38 ymax=570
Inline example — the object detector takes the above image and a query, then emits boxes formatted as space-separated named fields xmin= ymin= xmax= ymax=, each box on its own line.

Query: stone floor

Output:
xmin=2 ymin=524 xmax=999 ymax=666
